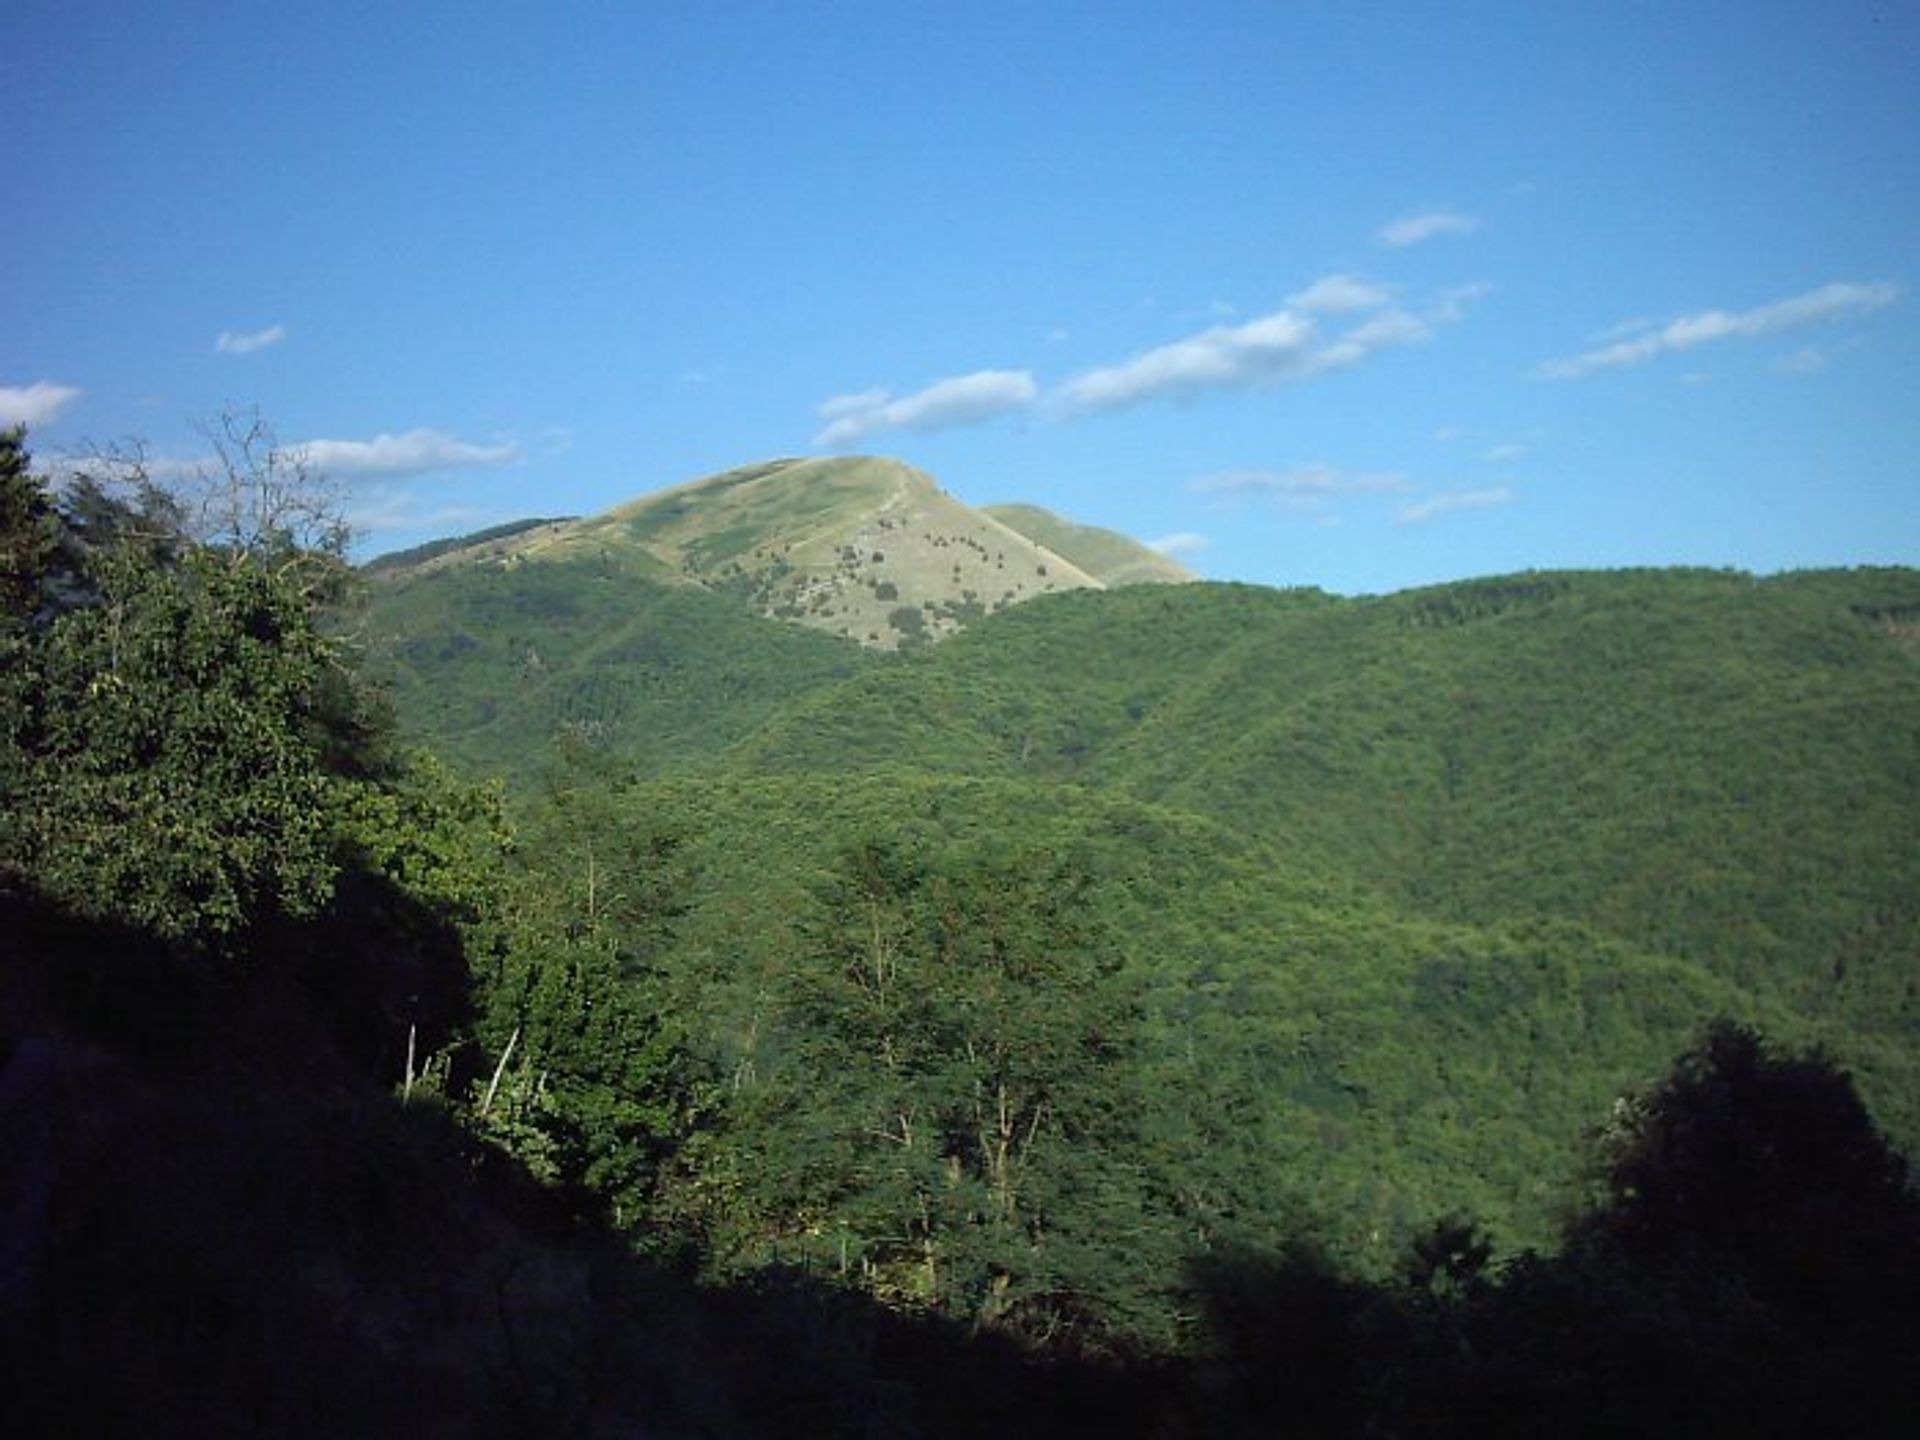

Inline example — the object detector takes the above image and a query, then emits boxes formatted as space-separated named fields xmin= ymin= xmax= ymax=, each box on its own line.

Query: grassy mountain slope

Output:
xmin=371 ymin=456 xmax=1158 ymax=652
xmin=359 ymin=516 xmax=577 ymax=576
xmin=980 ymin=502 xmax=1193 ymax=586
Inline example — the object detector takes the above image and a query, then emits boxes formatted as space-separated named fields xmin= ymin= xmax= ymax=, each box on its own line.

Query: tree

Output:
xmin=1574 ymin=1021 xmax=1920 ymax=1314
xmin=186 ymin=407 xmax=352 ymax=592
xmin=728 ymin=839 xmax=1166 ymax=1347
xmin=447 ymin=770 xmax=698 ymax=1226
xmin=3 ymin=544 xmax=341 ymax=944
xmin=1426 ymin=1024 xmax=1920 ymax=1438
xmin=0 ymin=420 xmax=366 ymax=951
xmin=0 ymin=426 xmax=57 ymax=623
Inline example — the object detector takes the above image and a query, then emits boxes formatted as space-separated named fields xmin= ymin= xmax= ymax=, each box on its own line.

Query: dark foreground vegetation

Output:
xmin=5 ymin=425 xmax=1919 ymax=1434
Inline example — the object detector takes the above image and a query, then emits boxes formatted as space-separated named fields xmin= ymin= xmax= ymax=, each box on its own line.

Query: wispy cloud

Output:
xmin=1587 ymin=314 xmax=1658 ymax=344
xmin=814 ymin=274 xmax=1479 ymax=442
xmin=815 ymin=369 xmax=1037 ymax=447
xmin=1772 ymin=347 xmax=1829 ymax=375
xmin=1397 ymin=486 xmax=1514 ymax=525
xmin=1426 ymin=282 xmax=1493 ymax=325
xmin=1287 ymin=275 xmax=1392 ymax=313
xmin=1192 ymin=464 xmax=1412 ymax=523
xmin=1056 ymin=286 xmax=1440 ymax=416
xmin=1538 ymin=280 xmax=1899 ymax=379
xmin=1193 ymin=464 xmax=1411 ymax=498
xmin=1058 ymin=310 xmax=1313 ymax=412
xmin=1380 ymin=209 xmax=1480 ymax=247
xmin=215 ymin=324 xmax=287 ymax=355
xmin=1771 ymin=332 xmax=1867 ymax=376
xmin=293 ymin=429 xmax=521 ymax=477
xmin=40 ymin=426 xmax=517 ymax=494
xmin=0 ymin=381 xmax=83 ymax=428
xmin=348 ymin=489 xmax=494 ymax=537
xmin=1481 ymin=442 xmax=1527 ymax=464
xmin=1147 ymin=531 xmax=1208 ymax=559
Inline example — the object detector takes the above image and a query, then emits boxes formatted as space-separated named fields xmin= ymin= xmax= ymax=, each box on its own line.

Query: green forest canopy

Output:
xmin=6 ymin=426 xmax=1919 ymax=1433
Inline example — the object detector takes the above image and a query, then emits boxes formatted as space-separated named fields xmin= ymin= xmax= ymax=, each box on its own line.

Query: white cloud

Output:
xmin=215 ymin=324 xmax=287 ymax=355
xmin=0 ymin=381 xmax=83 ymax=428
xmin=818 ymin=388 xmax=891 ymax=422
xmin=1057 ymin=292 xmax=1432 ymax=416
xmin=293 ymin=428 xmax=521 ymax=477
xmin=1481 ymin=442 xmax=1527 ymax=464
xmin=349 ymin=490 xmax=494 ymax=537
xmin=1192 ymin=463 xmax=1410 ymax=498
xmin=1772 ymin=333 xmax=1865 ymax=376
xmin=815 ymin=370 xmax=1037 ymax=447
xmin=1147 ymin=531 xmax=1208 ymax=558
xmin=1772 ymin=347 xmax=1829 ymax=375
xmin=813 ymin=274 xmax=1472 ymax=440
xmin=1539 ymin=280 xmax=1899 ymax=379
xmin=1426 ymin=282 xmax=1493 ymax=325
xmin=1380 ymin=210 xmax=1480 ymax=247
xmin=1287 ymin=275 xmax=1392 ymax=314
xmin=1059 ymin=309 xmax=1316 ymax=412
xmin=1588 ymin=315 xmax=1658 ymax=344
xmin=40 ymin=427 xmax=517 ymax=500
xmin=1396 ymin=487 xmax=1514 ymax=525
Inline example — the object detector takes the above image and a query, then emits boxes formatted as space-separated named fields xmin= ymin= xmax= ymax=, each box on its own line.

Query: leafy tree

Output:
xmin=724 ymin=839 xmax=1166 ymax=1346
xmin=0 ymin=426 xmax=57 ymax=623
xmin=453 ymin=770 xmax=699 ymax=1225
xmin=1573 ymin=1020 xmax=1920 ymax=1313
xmin=3 ymin=543 xmax=341 ymax=945
xmin=1 ymin=422 xmax=375 ymax=952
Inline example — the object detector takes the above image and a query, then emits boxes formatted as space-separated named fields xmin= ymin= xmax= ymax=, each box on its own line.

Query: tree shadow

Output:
xmin=9 ymin=888 xmax=1917 ymax=1440
xmin=1176 ymin=1023 xmax=1920 ymax=1440
xmin=1 ymin=883 xmax=1172 ymax=1438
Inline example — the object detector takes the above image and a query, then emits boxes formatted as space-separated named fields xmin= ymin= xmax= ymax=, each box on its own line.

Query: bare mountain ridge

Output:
xmin=376 ymin=455 xmax=1190 ymax=649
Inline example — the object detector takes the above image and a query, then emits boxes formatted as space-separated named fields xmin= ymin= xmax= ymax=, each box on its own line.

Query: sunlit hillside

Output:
xmin=371 ymin=456 xmax=1187 ymax=652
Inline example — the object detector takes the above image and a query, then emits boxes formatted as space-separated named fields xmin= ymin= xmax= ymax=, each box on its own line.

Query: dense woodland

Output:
xmin=4 ymin=423 xmax=1919 ymax=1436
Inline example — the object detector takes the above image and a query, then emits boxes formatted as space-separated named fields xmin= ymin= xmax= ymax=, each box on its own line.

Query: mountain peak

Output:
xmin=375 ymin=455 xmax=1187 ymax=650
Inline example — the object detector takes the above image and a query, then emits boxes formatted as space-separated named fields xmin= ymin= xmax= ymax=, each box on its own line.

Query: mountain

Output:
xmin=981 ymin=502 xmax=1193 ymax=586
xmin=575 ymin=566 xmax=1920 ymax=1284
xmin=369 ymin=455 xmax=1185 ymax=652
xmin=356 ymin=455 xmax=1186 ymax=770
xmin=360 ymin=467 xmax=1920 ymax=1309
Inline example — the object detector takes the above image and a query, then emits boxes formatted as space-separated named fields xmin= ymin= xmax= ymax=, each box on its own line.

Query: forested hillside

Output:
xmin=351 ymin=462 xmax=1920 ymax=1369
xmin=6 ymin=426 xmax=1918 ymax=1434
xmin=358 ymin=551 xmax=872 ymax=775
xmin=731 ymin=571 xmax=1920 ymax=1045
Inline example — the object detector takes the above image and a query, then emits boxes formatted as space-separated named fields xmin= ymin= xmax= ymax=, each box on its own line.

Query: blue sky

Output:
xmin=8 ymin=1 xmax=1916 ymax=594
